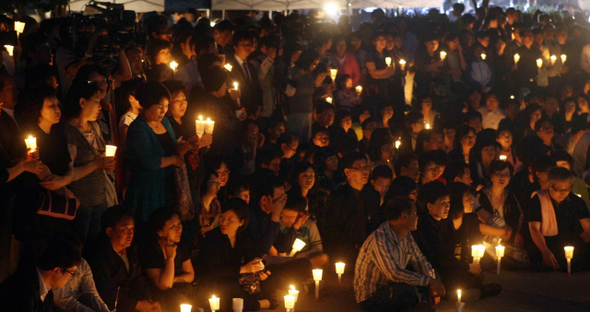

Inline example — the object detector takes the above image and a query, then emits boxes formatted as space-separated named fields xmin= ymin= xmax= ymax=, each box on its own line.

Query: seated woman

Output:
xmin=469 ymin=135 xmax=500 ymax=188
xmin=197 ymin=198 xmax=276 ymax=311
xmin=367 ymin=128 xmax=395 ymax=171
xmin=139 ymin=208 xmax=199 ymax=310
xmin=196 ymin=168 xmax=222 ymax=241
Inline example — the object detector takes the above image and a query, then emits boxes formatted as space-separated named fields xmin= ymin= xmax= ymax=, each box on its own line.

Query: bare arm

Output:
xmin=145 ymin=258 xmax=176 ymax=290
xmin=580 ymin=218 xmax=590 ymax=242
xmin=529 ymin=222 xmax=550 ymax=254
xmin=366 ymin=62 xmax=394 ymax=79
xmin=173 ymin=259 xmax=194 ymax=284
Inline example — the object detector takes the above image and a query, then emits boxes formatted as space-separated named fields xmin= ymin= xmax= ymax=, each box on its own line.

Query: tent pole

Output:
xmin=222 ymin=10 xmax=226 ymax=20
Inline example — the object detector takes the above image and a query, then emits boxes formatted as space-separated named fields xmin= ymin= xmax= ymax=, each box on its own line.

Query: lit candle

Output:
xmin=284 ymin=295 xmax=295 ymax=312
xmin=457 ymin=289 xmax=462 ymax=302
xmin=233 ymin=81 xmax=239 ymax=91
xmin=425 ymin=123 xmax=431 ymax=130
xmin=105 ymin=145 xmax=117 ymax=157
xmin=180 ymin=304 xmax=192 ymax=312
xmin=355 ymin=85 xmax=363 ymax=95
xmin=514 ymin=53 xmax=520 ymax=64
xmin=561 ymin=54 xmax=567 ymax=64
xmin=440 ymin=51 xmax=446 ymax=61
xmin=224 ymin=63 xmax=232 ymax=71
xmin=496 ymin=244 xmax=505 ymax=274
xmin=511 ymin=32 xmax=515 ymax=40
xmin=326 ymin=97 xmax=332 ymax=104
xmin=15 ymin=21 xmax=25 ymax=35
xmin=330 ymin=68 xmax=338 ymax=81
xmin=209 ymin=295 xmax=220 ymax=311
xmin=25 ymin=135 xmax=37 ymax=151
xmin=550 ymin=55 xmax=557 ymax=66
xmin=195 ymin=116 xmax=205 ymax=136
xmin=565 ymin=246 xmax=574 ymax=275
xmin=471 ymin=245 xmax=485 ymax=264
xmin=312 ymin=269 xmax=323 ymax=300
xmin=335 ymin=262 xmax=346 ymax=284
xmin=289 ymin=238 xmax=306 ymax=257
xmin=536 ymin=58 xmax=543 ymax=69
xmin=204 ymin=118 xmax=215 ymax=134
xmin=399 ymin=59 xmax=406 ymax=70
xmin=395 ymin=140 xmax=401 ymax=149
xmin=576 ymin=193 xmax=582 ymax=198
xmin=481 ymin=53 xmax=486 ymax=60
xmin=385 ymin=57 xmax=392 ymax=66
xmin=169 ymin=61 xmax=178 ymax=71
xmin=510 ymin=95 xmax=515 ymax=99
xmin=289 ymin=285 xmax=300 ymax=302
xmin=4 ymin=45 xmax=14 ymax=57
xmin=499 ymin=155 xmax=507 ymax=161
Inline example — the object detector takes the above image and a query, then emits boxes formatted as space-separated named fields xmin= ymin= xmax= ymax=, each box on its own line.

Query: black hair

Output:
xmin=315 ymin=101 xmax=335 ymax=115
xmin=117 ymin=79 xmax=141 ymax=118
xmin=531 ymin=155 xmax=556 ymax=174
xmin=341 ymin=151 xmax=367 ymax=169
xmin=394 ymin=153 xmax=418 ymax=177
xmin=136 ymin=81 xmax=171 ymax=110
xmin=24 ymin=64 xmax=57 ymax=90
xmin=36 ymin=236 xmax=82 ymax=271
xmin=551 ymin=150 xmax=574 ymax=169
xmin=227 ymin=178 xmax=250 ymax=197
xmin=251 ymin=175 xmax=283 ymax=206
xmin=361 ymin=117 xmax=379 ymax=130
xmin=232 ymin=31 xmax=254 ymax=47
xmin=417 ymin=181 xmax=449 ymax=213
xmin=418 ymin=152 xmax=438 ymax=173
xmin=278 ymin=131 xmax=299 ymax=147
xmin=290 ymin=161 xmax=315 ymax=188
xmin=256 ymin=146 xmax=283 ymax=170
xmin=222 ymin=198 xmax=250 ymax=232
xmin=489 ymin=160 xmax=514 ymax=177
xmin=63 ymin=80 xmax=101 ymax=119
xmin=371 ymin=165 xmax=393 ymax=181
xmin=547 ymin=166 xmax=573 ymax=185
xmin=368 ymin=128 xmax=393 ymax=161
xmin=454 ymin=125 xmax=476 ymax=149
xmin=405 ymin=111 xmax=424 ymax=128
xmin=448 ymin=182 xmax=471 ymax=220
xmin=146 ymin=39 xmax=172 ymax=65
xmin=214 ymin=20 xmax=234 ymax=33
xmin=100 ymin=205 xmax=135 ymax=233
xmin=313 ymin=146 xmax=338 ymax=173
xmin=384 ymin=176 xmax=417 ymax=205
xmin=15 ymin=87 xmax=57 ymax=130
xmin=191 ymin=35 xmax=215 ymax=56
xmin=442 ymin=160 xmax=470 ymax=183
xmin=384 ymin=196 xmax=416 ymax=221
xmin=162 ymin=80 xmax=186 ymax=96
xmin=295 ymin=49 xmax=320 ymax=71
xmin=202 ymin=66 xmax=229 ymax=93
xmin=148 ymin=207 xmax=178 ymax=234
xmin=284 ymin=195 xmax=307 ymax=212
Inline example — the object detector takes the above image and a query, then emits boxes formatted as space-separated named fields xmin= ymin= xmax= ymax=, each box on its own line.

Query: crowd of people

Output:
xmin=1 ymin=3 xmax=590 ymax=312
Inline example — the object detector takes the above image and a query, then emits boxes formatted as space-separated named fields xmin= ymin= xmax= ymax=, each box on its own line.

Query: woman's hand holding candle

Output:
xmin=198 ymin=133 xmax=213 ymax=149
xmin=240 ymin=258 xmax=264 ymax=273
xmin=95 ymin=156 xmax=116 ymax=172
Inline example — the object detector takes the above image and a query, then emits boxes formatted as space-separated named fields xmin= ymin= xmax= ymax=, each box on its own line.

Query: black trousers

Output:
xmin=359 ymin=282 xmax=431 ymax=312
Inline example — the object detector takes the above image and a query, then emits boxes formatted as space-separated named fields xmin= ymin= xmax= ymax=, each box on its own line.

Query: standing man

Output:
xmin=227 ymin=31 xmax=263 ymax=119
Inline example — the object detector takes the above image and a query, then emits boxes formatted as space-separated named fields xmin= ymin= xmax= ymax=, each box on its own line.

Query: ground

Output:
xmin=279 ymin=269 xmax=590 ymax=312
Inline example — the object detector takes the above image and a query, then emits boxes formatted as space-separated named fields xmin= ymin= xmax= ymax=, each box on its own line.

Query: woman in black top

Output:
xmin=365 ymin=32 xmax=395 ymax=98
xmin=197 ymin=198 xmax=275 ymax=311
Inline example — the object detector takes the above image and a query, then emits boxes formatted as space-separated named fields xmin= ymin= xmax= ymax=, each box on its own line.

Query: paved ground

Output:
xmin=275 ymin=269 xmax=590 ymax=312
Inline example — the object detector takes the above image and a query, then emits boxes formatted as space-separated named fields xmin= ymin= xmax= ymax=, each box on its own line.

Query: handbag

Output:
xmin=239 ymin=273 xmax=261 ymax=295
xmin=37 ymin=187 xmax=80 ymax=220
xmin=173 ymin=163 xmax=195 ymax=221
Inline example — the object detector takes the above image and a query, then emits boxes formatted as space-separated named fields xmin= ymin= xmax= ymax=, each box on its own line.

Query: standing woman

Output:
xmin=328 ymin=35 xmax=361 ymax=86
xmin=286 ymin=50 xmax=320 ymax=143
xmin=125 ymin=81 xmax=185 ymax=223
xmin=63 ymin=80 xmax=116 ymax=242
xmin=365 ymin=32 xmax=395 ymax=98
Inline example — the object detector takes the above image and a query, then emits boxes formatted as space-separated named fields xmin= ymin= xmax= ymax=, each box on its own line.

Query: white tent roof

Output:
xmin=68 ymin=0 xmax=165 ymax=13
xmin=349 ymin=0 xmax=440 ymax=8
xmin=212 ymin=0 xmax=439 ymax=11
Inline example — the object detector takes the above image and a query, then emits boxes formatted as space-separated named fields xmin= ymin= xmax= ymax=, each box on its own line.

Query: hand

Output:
xmin=241 ymin=258 xmax=265 ymax=273
xmin=501 ymin=225 xmax=513 ymax=241
xmin=293 ymin=212 xmax=310 ymax=230
xmin=468 ymin=263 xmax=482 ymax=276
xmin=542 ymin=250 xmax=558 ymax=268
xmin=198 ymin=133 xmax=213 ymax=148
xmin=163 ymin=240 xmax=177 ymax=259
xmin=271 ymin=193 xmax=287 ymax=215
xmin=136 ymin=300 xmax=161 ymax=312
xmin=28 ymin=148 xmax=40 ymax=161
xmin=40 ymin=174 xmax=68 ymax=191
xmin=512 ymin=64 xmax=518 ymax=71
xmin=186 ymin=134 xmax=200 ymax=144
xmin=237 ymin=107 xmax=248 ymax=121
xmin=24 ymin=159 xmax=43 ymax=175
xmin=229 ymin=89 xmax=239 ymax=101
xmin=436 ymin=60 xmax=445 ymax=67
xmin=561 ymin=66 xmax=569 ymax=74
xmin=428 ymin=278 xmax=445 ymax=297
xmin=514 ymin=233 xmax=524 ymax=247
xmin=95 ymin=156 xmax=116 ymax=172
xmin=259 ymin=270 xmax=271 ymax=281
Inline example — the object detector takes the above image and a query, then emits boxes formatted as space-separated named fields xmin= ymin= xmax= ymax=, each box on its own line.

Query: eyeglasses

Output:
xmin=63 ymin=269 xmax=76 ymax=277
xmin=350 ymin=165 xmax=371 ymax=171
xmin=551 ymin=185 xmax=571 ymax=194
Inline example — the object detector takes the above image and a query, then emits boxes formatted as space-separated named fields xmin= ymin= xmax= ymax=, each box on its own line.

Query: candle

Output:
xmin=536 ymin=58 xmax=543 ymax=69
xmin=15 ymin=21 xmax=25 ymax=35
xmin=284 ymin=295 xmax=295 ymax=311
xmin=399 ymin=59 xmax=406 ymax=70
xmin=4 ymin=45 xmax=14 ymax=57
xmin=330 ymin=68 xmax=338 ymax=81
xmin=195 ymin=116 xmax=205 ymax=136
xmin=499 ymin=155 xmax=507 ymax=161
xmin=224 ymin=63 xmax=233 ymax=71
xmin=457 ymin=289 xmax=462 ymax=302
xmin=576 ymin=193 xmax=582 ymax=198
xmin=561 ymin=54 xmax=567 ymax=64
xmin=170 ymin=61 xmax=178 ymax=71
xmin=514 ymin=53 xmax=520 ymax=64
xmin=425 ymin=123 xmax=431 ymax=130
xmin=440 ymin=51 xmax=446 ymax=61
xmin=233 ymin=81 xmax=239 ymax=91
xmin=205 ymin=118 xmax=215 ymax=134
xmin=232 ymin=298 xmax=244 ymax=312
xmin=105 ymin=145 xmax=117 ymax=157
xmin=511 ymin=32 xmax=515 ymax=40
xmin=385 ymin=57 xmax=392 ymax=66
xmin=510 ymin=95 xmax=515 ymax=99
xmin=289 ymin=285 xmax=299 ymax=302
xmin=25 ymin=135 xmax=37 ymax=151
xmin=550 ymin=55 xmax=557 ymax=66
xmin=180 ymin=304 xmax=192 ymax=312
xmin=355 ymin=85 xmax=363 ymax=95
xmin=565 ymin=246 xmax=574 ymax=275
xmin=471 ymin=245 xmax=485 ymax=264
xmin=496 ymin=244 xmax=505 ymax=274
xmin=481 ymin=53 xmax=486 ymax=60
xmin=289 ymin=238 xmax=306 ymax=257
xmin=312 ymin=269 xmax=323 ymax=300
xmin=326 ymin=97 xmax=332 ymax=104
xmin=209 ymin=295 xmax=220 ymax=311
xmin=395 ymin=140 xmax=401 ymax=149
xmin=335 ymin=262 xmax=346 ymax=284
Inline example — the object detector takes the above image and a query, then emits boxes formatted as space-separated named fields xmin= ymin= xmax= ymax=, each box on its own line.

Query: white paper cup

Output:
xmin=232 ymin=298 xmax=243 ymax=312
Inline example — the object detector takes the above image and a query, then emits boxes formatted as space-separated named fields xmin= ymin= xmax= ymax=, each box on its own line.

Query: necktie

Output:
xmin=242 ymin=62 xmax=251 ymax=82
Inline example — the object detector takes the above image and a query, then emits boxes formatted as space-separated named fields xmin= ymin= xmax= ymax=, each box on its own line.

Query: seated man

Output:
xmin=354 ymin=197 xmax=443 ymax=312
xmin=85 ymin=205 xmax=160 ymax=312
xmin=370 ymin=165 xmax=393 ymax=206
xmin=528 ymin=167 xmax=590 ymax=272
xmin=0 ymin=236 xmax=82 ymax=312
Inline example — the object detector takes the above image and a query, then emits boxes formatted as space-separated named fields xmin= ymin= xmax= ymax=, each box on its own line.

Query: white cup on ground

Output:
xmin=232 ymin=298 xmax=244 ymax=312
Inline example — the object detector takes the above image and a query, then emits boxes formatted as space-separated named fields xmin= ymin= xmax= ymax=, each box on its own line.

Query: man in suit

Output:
xmin=213 ymin=20 xmax=234 ymax=57
xmin=227 ymin=31 xmax=263 ymax=118
xmin=322 ymin=152 xmax=381 ymax=270
xmin=0 ymin=237 xmax=81 ymax=312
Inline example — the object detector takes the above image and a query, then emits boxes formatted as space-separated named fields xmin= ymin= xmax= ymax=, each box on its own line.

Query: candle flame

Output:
xmin=199 ymin=115 xmax=203 ymax=121
xmin=212 ymin=295 xmax=217 ymax=299
xmin=170 ymin=61 xmax=178 ymax=71
xmin=290 ymin=285 xmax=296 ymax=290
xmin=206 ymin=117 xmax=211 ymax=122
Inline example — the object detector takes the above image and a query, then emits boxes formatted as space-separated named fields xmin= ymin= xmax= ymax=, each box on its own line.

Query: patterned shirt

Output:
xmin=354 ymin=222 xmax=435 ymax=303
xmin=53 ymin=258 xmax=110 ymax=312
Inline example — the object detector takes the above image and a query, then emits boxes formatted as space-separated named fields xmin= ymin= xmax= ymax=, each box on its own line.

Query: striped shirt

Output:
xmin=354 ymin=222 xmax=436 ymax=303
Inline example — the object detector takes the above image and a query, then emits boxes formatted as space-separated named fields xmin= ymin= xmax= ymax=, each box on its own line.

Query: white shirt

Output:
xmin=36 ymin=267 xmax=49 ymax=302
xmin=234 ymin=55 xmax=251 ymax=80
xmin=478 ymin=106 xmax=507 ymax=130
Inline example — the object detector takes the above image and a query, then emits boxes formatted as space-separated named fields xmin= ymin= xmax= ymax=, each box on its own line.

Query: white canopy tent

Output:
xmin=68 ymin=0 xmax=165 ymax=13
xmin=211 ymin=0 xmax=440 ymax=11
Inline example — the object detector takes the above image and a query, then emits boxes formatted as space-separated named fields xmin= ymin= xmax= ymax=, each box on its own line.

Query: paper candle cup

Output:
xmin=288 ymin=286 xmax=299 ymax=302
xmin=209 ymin=295 xmax=220 ymax=310
xmin=385 ymin=57 xmax=392 ymax=66
xmin=284 ymin=295 xmax=295 ymax=309
xmin=550 ymin=55 xmax=557 ymax=66
xmin=4 ymin=45 xmax=14 ymax=57
xmin=330 ymin=68 xmax=338 ymax=81
xmin=232 ymin=298 xmax=244 ymax=312
xmin=169 ymin=61 xmax=178 ymax=71
xmin=440 ymin=51 xmax=446 ymax=61
xmin=25 ymin=135 xmax=37 ymax=151
xmin=564 ymin=246 xmax=574 ymax=259
xmin=233 ymin=81 xmax=239 ymax=91
xmin=395 ymin=140 xmax=401 ymax=149
xmin=561 ymin=54 xmax=567 ymax=64
xmin=481 ymin=53 xmax=486 ymax=60
xmin=536 ymin=58 xmax=543 ymax=69
xmin=195 ymin=116 xmax=205 ymax=136
xmin=105 ymin=145 xmax=117 ymax=157
xmin=356 ymin=85 xmax=362 ymax=94
xmin=205 ymin=118 xmax=215 ymax=134
xmin=224 ymin=63 xmax=233 ymax=71
xmin=457 ymin=289 xmax=462 ymax=302
xmin=15 ymin=21 xmax=25 ymax=35
xmin=499 ymin=155 xmax=507 ymax=161
xmin=514 ymin=53 xmax=520 ymax=64
xmin=326 ymin=97 xmax=332 ymax=104
xmin=312 ymin=269 xmax=323 ymax=281
xmin=180 ymin=304 xmax=192 ymax=312
xmin=289 ymin=238 xmax=306 ymax=257
xmin=335 ymin=262 xmax=346 ymax=274
xmin=399 ymin=59 xmax=406 ymax=70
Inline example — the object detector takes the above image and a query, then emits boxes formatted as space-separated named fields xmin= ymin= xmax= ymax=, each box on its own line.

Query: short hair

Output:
xmin=341 ymin=151 xmax=367 ymax=169
xmin=476 ymin=31 xmax=490 ymax=40
xmin=256 ymin=146 xmax=283 ymax=170
xmin=15 ymin=87 xmax=57 ymax=130
xmin=162 ymin=80 xmax=185 ymax=96
xmin=465 ymin=110 xmax=482 ymax=122
xmin=146 ymin=39 xmax=172 ymax=63
xmin=551 ymin=150 xmax=574 ymax=168
xmin=531 ymin=155 xmax=556 ymax=174
xmin=448 ymin=182 xmax=471 ymax=220
xmin=136 ymin=81 xmax=171 ymax=110
xmin=101 ymin=205 xmax=135 ymax=232
xmin=312 ymin=127 xmax=329 ymax=138
xmin=295 ymin=49 xmax=320 ymax=71
xmin=290 ymin=160 xmax=315 ymax=184
xmin=251 ymin=175 xmax=283 ymax=206
xmin=405 ymin=111 xmax=424 ymax=127
xmin=313 ymin=146 xmax=338 ymax=172
xmin=232 ymin=31 xmax=254 ymax=47
xmin=117 ymin=79 xmax=141 ymax=118
xmin=454 ymin=125 xmax=476 ymax=148
xmin=371 ymin=165 xmax=393 ymax=181
xmin=202 ymin=66 xmax=229 ymax=92
xmin=384 ymin=196 xmax=416 ymax=221
xmin=222 ymin=198 xmax=250 ymax=232
xmin=214 ymin=20 xmax=234 ymax=33
xmin=148 ymin=207 xmax=178 ymax=233
xmin=191 ymin=35 xmax=215 ymax=56
xmin=417 ymin=181 xmax=449 ymax=212
xmin=315 ymin=102 xmax=335 ymax=115
xmin=489 ymin=160 xmax=514 ymax=177
xmin=36 ymin=237 xmax=82 ymax=271
xmin=442 ymin=160 xmax=470 ymax=183
xmin=361 ymin=117 xmax=379 ymax=130
xmin=284 ymin=195 xmax=307 ymax=212
xmin=394 ymin=153 xmax=418 ymax=177
xmin=25 ymin=64 xmax=57 ymax=89
xmin=227 ymin=178 xmax=250 ymax=196
xmin=197 ymin=53 xmax=222 ymax=77
xmin=547 ymin=166 xmax=573 ymax=186
xmin=368 ymin=128 xmax=393 ymax=161
xmin=278 ymin=131 xmax=299 ymax=146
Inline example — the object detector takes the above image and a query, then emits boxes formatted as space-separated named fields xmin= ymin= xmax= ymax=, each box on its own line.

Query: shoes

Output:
xmin=480 ymin=283 xmax=502 ymax=298
xmin=459 ymin=288 xmax=481 ymax=302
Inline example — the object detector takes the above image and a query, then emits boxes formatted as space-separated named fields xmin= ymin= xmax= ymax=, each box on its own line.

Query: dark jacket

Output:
xmin=0 ymin=265 xmax=55 ymax=312
xmin=477 ymin=188 xmax=524 ymax=242
xmin=247 ymin=205 xmax=281 ymax=257
xmin=412 ymin=213 xmax=466 ymax=272
xmin=197 ymin=227 xmax=256 ymax=281
xmin=227 ymin=54 xmax=263 ymax=116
